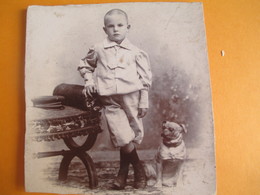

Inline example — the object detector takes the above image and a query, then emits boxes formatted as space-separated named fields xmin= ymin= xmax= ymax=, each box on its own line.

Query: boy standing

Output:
xmin=78 ymin=9 xmax=152 ymax=189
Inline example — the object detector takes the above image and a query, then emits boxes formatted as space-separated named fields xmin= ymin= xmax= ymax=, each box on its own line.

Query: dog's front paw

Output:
xmin=153 ymin=181 xmax=162 ymax=188
xmin=162 ymin=181 xmax=177 ymax=187
xmin=147 ymin=179 xmax=156 ymax=186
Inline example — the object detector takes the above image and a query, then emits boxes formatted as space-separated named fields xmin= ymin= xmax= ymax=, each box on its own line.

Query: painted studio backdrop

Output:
xmin=25 ymin=3 xmax=215 ymax=195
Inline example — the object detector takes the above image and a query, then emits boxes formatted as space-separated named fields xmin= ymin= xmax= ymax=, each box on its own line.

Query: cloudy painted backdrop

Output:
xmin=26 ymin=2 xmax=214 ymax=159
xmin=25 ymin=3 xmax=215 ymax=194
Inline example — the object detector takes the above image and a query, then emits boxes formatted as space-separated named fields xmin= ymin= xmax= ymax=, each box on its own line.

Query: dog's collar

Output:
xmin=163 ymin=141 xmax=182 ymax=148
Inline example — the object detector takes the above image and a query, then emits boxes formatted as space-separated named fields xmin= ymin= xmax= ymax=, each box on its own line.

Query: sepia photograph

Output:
xmin=25 ymin=2 xmax=216 ymax=195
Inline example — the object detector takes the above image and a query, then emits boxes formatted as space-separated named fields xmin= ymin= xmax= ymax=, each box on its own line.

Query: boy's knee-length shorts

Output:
xmin=99 ymin=91 xmax=143 ymax=147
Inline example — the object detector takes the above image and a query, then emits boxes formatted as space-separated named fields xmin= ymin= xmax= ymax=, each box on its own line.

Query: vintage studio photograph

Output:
xmin=25 ymin=2 xmax=216 ymax=195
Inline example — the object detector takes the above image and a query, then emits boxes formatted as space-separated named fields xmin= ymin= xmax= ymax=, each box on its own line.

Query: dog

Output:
xmin=144 ymin=121 xmax=187 ymax=187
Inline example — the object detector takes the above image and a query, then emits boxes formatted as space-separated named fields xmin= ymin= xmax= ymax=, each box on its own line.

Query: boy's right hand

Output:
xmin=83 ymin=85 xmax=97 ymax=97
xmin=138 ymin=108 xmax=148 ymax=118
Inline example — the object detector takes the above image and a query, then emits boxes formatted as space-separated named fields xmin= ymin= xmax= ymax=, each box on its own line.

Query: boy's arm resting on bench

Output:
xmin=78 ymin=47 xmax=98 ymax=96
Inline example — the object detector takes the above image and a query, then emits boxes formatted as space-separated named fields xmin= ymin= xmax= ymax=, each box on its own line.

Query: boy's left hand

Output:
xmin=138 ymin=108 xmax=148 ymax=118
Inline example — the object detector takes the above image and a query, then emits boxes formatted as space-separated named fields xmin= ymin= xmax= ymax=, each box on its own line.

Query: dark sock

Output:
xmin=120 ymin=148 xmax=130 ymax=167
xmin=127 ymin=148 xmax=140 ymax=165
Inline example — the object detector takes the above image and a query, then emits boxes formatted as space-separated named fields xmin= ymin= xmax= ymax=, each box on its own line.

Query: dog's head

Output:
xmin=162 ymin=121 xmax=187 ymax=139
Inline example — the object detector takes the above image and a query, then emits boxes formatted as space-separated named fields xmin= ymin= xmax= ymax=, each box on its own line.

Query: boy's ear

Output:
xmin=127 ymin=24 xmax=131 ymax=30
xmin=103 ymin=27 xmax=107 ymax=34
xmin=180 ymin=124 xmax=188 ymax=133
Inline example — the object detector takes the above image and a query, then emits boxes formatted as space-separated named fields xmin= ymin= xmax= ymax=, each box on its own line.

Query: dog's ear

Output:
xmin=162 ymin=121 xmax=167 ymax=127
xmin=180 ymin=124 xmax=188 ymax=133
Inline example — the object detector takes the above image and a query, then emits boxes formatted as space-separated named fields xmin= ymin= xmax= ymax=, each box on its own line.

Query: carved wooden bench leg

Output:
xmin=57 ymin=133 xmax=99 ymax=188
xmin=59 ymin=153 xmax=75 ymax=180
xmin=77 ymin=152 xmax=98 ymax=188
xmin=58 ymin=151 xmax=98 ymax=188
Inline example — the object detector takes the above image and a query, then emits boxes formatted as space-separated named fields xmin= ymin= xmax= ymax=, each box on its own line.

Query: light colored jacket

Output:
xmin=78 ymin=38 xmax=152 ymax=108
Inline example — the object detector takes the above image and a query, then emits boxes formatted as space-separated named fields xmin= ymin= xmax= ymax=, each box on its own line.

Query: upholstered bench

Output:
xmin=27 ymin=83 xmax=102 ymax=189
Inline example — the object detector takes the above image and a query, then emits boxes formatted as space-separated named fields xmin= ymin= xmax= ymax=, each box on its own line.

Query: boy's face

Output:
xmin=103 ymin=13 xmax=130 ymax=44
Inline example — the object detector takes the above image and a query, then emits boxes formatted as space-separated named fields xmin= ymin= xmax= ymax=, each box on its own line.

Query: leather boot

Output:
xmin=132 ymin=162 xmax=147 ymax=189
xmin=112 ymin=149 xmax=130 ymax=190
xmin=129 ymin=149 xmax=147 ymax=189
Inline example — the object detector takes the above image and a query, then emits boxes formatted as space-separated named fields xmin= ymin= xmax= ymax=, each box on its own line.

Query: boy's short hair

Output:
xmin=104 ymin=9 xmax=128 ymax=25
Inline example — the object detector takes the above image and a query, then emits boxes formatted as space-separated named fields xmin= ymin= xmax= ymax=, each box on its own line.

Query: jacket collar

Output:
xmin=103 ymin=38 xmax=133 ymax=50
